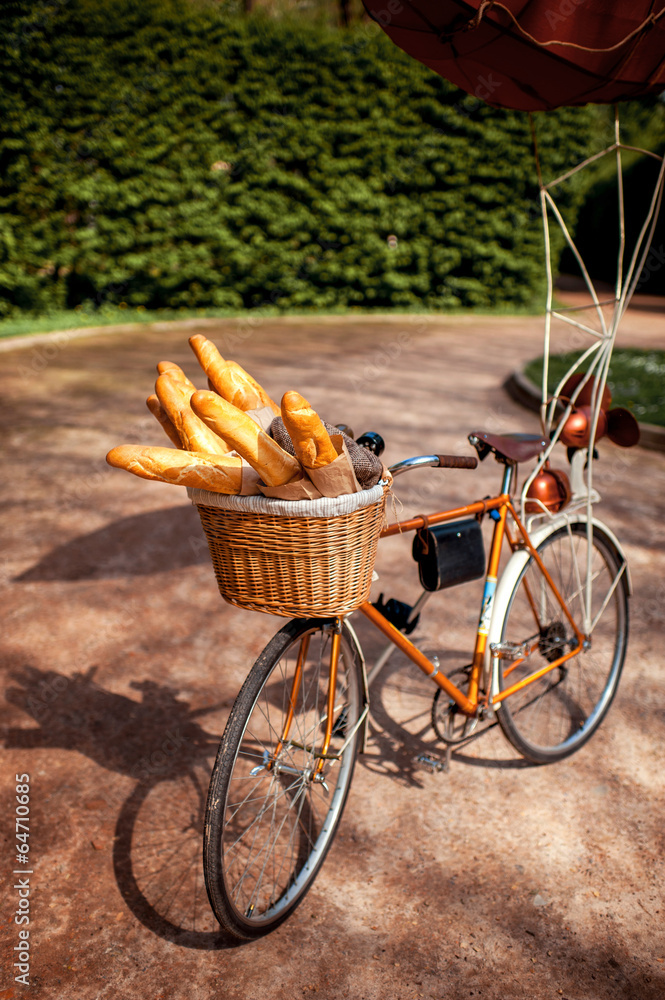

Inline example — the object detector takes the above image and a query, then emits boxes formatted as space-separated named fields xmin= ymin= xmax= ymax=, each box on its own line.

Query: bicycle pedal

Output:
xmin=331 ymin=708 xmax=347 ymax=738
xmin=372 ymin=594 xmax=420 ymax=634
xmin=490 ymin=640 xmax=531 ymax=659
xmin=416 ymin=752 xmax=447 ymax=774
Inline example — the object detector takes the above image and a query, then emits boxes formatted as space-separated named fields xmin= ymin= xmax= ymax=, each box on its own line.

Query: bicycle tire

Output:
xmin=495 ymin=520 xmax=629 ymax=764
xmin=203 ymin=617 xmax=364 ymax=939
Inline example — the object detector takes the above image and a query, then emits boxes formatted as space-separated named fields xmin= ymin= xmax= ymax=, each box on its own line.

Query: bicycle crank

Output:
xmin=431 ymin=667 xmax=482 ymax=746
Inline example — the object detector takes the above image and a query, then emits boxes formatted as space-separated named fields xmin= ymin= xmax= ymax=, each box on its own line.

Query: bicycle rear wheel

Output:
xmin=496 ymin=520 xmax=629 ymax=764
xmin=203 ymin=618 xmax=364 ymax=939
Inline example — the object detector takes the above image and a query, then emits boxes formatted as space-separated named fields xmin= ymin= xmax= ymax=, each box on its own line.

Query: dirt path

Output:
xmin=1 ymin=308 xmax=664 ymax=999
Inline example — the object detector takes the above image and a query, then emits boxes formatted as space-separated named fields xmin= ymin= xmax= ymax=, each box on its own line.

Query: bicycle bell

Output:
xmin=525 ymin=462 xmax=571 ymax=513
xmin=559 ymin=405 xmax=608 ymax=448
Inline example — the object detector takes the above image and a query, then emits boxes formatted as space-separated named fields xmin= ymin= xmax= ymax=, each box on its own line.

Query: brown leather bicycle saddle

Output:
xmin=469 ymin=431 xmax=548 ymax=464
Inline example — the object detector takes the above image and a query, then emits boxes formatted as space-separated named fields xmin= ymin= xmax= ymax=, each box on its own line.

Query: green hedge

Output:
xmin=0 ymin=0 xmax=603 ymax=318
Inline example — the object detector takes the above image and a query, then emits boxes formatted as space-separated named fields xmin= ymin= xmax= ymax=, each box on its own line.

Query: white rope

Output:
xmin=522 ymin=109 xmax=665 ymax=629
xmin=542 ymin=189 xmax=609 ymax=339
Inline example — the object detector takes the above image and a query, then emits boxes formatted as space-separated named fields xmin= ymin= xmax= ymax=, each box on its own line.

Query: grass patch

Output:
xmin=0 ymin=305 xmax=268 ymax=340
xmin=524 ymin=349 xmax=665 ymax=427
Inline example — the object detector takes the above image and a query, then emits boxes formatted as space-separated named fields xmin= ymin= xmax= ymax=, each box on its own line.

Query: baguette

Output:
xmin=191 ymin=390 xmax=301 ymax=486
xmin=146 ymin=394 xmax=182 ymax=448
xmin=281 ymin=391 xmax=339 ymax=469
xmin=156 ymin=361 xmax=197 ymax=393
xmin=189 ymin=335 xmax=280 ymax=414
xmin=155 ymin=373 xmax=230 ymax=454
xmin=106 ymin=445 xmax=243 ymax=492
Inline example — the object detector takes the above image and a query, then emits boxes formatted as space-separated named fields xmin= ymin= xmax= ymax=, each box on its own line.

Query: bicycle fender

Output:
xmin=527 ymin=514 xmax=632 ymax=596
xmin=343 ymin=618 xmax=371 ymax=754
xmin=485 ymin=514 xmax=632 ymax=702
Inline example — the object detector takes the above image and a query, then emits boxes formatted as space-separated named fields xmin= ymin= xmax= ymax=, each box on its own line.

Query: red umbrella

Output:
xmin=362 ymin=0 xmax=665 ymax=111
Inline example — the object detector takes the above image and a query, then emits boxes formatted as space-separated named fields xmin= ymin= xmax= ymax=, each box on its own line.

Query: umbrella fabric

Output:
xmin=362 ymin=0 xmax=665 ymax=111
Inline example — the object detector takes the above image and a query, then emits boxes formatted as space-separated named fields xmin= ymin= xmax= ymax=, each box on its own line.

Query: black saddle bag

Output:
xmin=412 ymin=518 xmax=486 ymax=592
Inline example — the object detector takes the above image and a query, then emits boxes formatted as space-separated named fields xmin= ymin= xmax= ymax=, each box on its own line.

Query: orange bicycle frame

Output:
xmin=280 ymin=482 xmax=588 ymax=758
xmin=359 ymin=491 xmax=585 ymax=718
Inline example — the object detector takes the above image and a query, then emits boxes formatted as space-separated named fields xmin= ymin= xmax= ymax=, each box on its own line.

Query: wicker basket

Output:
xmin=188 ymin=482 xmax=389 ymax=618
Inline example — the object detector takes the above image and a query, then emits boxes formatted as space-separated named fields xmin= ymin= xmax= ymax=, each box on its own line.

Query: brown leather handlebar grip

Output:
xmin=436 ymin=455 xmax=478 ymax=470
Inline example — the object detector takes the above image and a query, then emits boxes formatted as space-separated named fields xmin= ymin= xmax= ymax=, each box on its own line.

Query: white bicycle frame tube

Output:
xmin=485 ymin=513 xmax=631 ymax=704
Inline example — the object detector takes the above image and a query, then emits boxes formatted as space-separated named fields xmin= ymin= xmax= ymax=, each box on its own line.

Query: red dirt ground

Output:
xmin=1 ymin=306 xmax=664 ymax=999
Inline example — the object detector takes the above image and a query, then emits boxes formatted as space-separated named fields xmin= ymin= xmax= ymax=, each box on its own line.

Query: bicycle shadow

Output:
xmin=3 ymin=661 xmax=243 ymax=950
xmin=355 ymin=629 xmax=533 ymax=786
xmin=14 ymin=505 xmax=207 ymax=582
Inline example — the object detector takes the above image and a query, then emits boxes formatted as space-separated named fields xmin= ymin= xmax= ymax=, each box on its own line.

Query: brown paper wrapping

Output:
xmin=258 ymin=436 xmax=361 ymax=500
xmin=259 ymin=475 xmax=322 ymax=500
xmin=305 ymin=436 xmax=362 ymax=497
xmin=240 ymin=461 xmax=262 ymax=496
xmin=247 ymin=405 xmax=277 ymax=432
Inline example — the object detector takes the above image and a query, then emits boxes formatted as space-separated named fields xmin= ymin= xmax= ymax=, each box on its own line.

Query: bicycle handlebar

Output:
xmin=388 ymin=454 xmax=478 ymax=477
xmin=436 ymin=454 xmax=478 ymax=470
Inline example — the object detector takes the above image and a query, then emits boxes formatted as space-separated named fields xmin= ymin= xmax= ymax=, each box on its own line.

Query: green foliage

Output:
xmin=524 ymin=349 xmax=665 ymax=426
xmin=0 ymin=0 xmax=602 ymax=318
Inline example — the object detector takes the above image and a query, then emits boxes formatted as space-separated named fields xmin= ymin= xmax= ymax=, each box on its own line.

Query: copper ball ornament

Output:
xmin=559 ymin=405 xmax=608 ymax=448
xmin=525 ymin=465 xmax=571 ymax=513
xmin=560 ymin=372 xmax=612 ymax=411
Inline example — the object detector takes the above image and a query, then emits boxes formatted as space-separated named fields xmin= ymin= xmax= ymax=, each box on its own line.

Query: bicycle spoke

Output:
xmin=228 ymin=787 xmax=299 ymax=908
xmin=589 ymin=562 xmax=626 ymax=633
xmin=204 ymin=620 xmax=363 ymax=937
xmin=224 ymin=774 xmax=303 ymax=861
xmin=497 ymin=522 xmax=627 ymax=762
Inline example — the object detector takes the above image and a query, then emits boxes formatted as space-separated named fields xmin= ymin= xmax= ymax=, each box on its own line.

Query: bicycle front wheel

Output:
xmin=496 ymin=520 xmax=629 ymax=764
xmin=203 ymin=618 xmax=364 ymax=939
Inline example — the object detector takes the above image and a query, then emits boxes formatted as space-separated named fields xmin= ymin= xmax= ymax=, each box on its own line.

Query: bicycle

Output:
xmin=200 ymin=428 xmax=630 ymax=940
